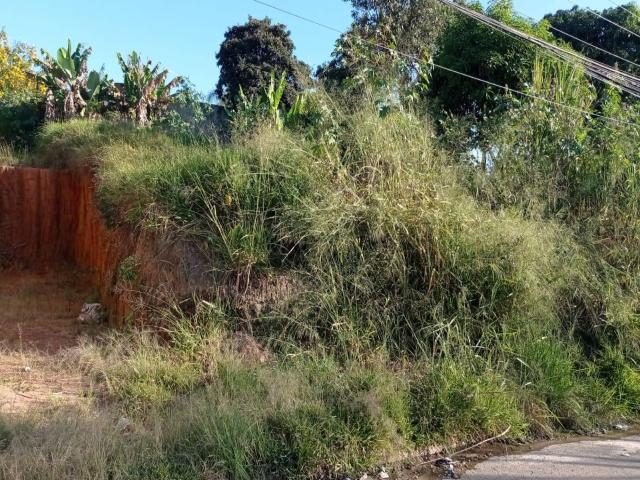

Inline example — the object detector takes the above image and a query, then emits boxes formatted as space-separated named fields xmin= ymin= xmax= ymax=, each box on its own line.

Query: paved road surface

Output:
xmin=463 ymin=435 xmax=640 ymax=479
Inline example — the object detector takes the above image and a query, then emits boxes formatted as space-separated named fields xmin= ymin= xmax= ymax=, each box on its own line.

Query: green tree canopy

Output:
xmin=544 ymin=4 xmax=640 ymax=74
xmin=318 ymin=0 xmax=449 ymax=90
xmin=215 ymin=17 xmax=310 ymax=108
xmin=431 ymin=0 xmax=552 ymax=115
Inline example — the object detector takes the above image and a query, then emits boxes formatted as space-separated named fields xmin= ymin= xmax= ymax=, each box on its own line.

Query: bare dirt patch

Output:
xmin=0 ymin=267 xmax=100 ymax=413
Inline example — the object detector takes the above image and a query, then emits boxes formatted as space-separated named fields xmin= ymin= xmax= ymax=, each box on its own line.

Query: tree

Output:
xmin=215 ymin=17 xmax=310 ymax=108
xmin=347 ymin=0 xmax=449 ymax=58
xmin=319 ymin=0 xmax=448 ymax=92
xmin=431 ymin=0 xmax=552 ymax=115
xmin=545 ymin=4 xmax=640 ymax=75
xmin=117 ymin=51 xmax=183 ymax=125
xmin=0 ymin=30 xmax=44 ymax=147
xmin=0 ymin=30 xmax=42 ymax=98
xmin=35 ymin=40 xmax=107 ymax=120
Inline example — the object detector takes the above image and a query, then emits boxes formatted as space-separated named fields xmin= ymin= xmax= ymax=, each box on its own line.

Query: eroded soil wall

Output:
xmin=0 ymin=166 xmax=212 ymax=325
xmin=0 ymin=166 xmax=130 ymax=321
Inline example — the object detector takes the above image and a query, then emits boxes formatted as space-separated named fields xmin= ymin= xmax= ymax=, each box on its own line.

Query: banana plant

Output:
xmin=36 ymin=40 xmax=104 ymax=120
xmin=285 ymin=93 xmax=307 ymax=127
xmin=229 ymin=70 xmax=309 ymax=133
xmin=265 ymin=70 xmax=287 ymax=130
xmin=117 ymin=51 xmax=183 ymax=125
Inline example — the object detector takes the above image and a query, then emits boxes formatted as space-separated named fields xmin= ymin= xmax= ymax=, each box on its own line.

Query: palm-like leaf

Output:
xmin=117 ymin=51 xmax=183 ymax=125
xmin=35 ymin=39 xmax=98 ymax=119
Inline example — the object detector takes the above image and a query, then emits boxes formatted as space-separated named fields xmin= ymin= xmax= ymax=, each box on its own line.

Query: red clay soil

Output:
xmin=0 ymin=166 xmax=213 ymax=327
xmin=0 ymin=166 xmax=215 ymax=413
xmin=0 ymin=268 xmax=98 ymax=353
xmin=0 ymin=166 xmax=131 ymax=321
xmin=0 ymin=268 xmax=95 ymax=413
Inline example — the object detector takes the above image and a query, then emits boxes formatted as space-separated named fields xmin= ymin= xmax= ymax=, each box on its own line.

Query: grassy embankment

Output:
xmin=1 ymin=98 xmax=640 ymax=479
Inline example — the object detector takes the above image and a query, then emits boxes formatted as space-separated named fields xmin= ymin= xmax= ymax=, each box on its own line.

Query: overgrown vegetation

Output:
xmin=2 ymin=1 xmax=640 ymax=478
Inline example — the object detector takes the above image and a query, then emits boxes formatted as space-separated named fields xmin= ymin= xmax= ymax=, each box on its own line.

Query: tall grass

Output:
xmin=3 ymin=87 xmax=640 ymax=478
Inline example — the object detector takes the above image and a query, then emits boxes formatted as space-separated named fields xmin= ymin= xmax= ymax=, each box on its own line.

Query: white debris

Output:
xmin=77 ymin=303 xmax=106 ymax=325
xmin=116 ymin=416 xmax=133 ymax=434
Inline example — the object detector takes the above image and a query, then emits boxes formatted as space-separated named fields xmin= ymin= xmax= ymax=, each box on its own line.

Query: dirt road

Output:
xmin=463 ymin=435 xmax=640 ymax=479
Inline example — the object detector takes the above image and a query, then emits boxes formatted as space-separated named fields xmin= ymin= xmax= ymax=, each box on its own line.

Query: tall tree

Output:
xmin=0 ymin=30 xmax=42 ymax=98
xmin=430 ymin=0 xmax=551 ymax=115
xmin=347 ymin=0 xmax=449 ymax=57
xmin=544 ymin=4 xmax=640 ymax=75
xmin=215 ymin=17 xmax=310 ymax=108
xmin=319 ymin=0 xmax=449 ymax=90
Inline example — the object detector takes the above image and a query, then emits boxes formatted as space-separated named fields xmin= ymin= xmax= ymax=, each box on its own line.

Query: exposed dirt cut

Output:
xmin=0 ymin=268 xmax=97 ymax=413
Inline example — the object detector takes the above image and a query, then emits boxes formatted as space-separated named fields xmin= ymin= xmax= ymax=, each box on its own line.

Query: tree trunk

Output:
xmin=63 ymin=90 xmax=76 ymax=119
xmin=44 ymin=90 xmax=57 ymax=121
xmin=73 ymin=84 xmax=87 ymax=117
xmin=136 ymin=99 xmax=149 ymax=126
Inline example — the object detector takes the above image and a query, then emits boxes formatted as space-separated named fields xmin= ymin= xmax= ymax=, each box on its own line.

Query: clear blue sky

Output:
xmin=0 ymin=0 xmax=620 ymax=96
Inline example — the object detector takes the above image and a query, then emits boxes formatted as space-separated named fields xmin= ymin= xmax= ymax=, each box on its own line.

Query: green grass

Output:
xmin=2 ymin=89 xmax=640 ymax=478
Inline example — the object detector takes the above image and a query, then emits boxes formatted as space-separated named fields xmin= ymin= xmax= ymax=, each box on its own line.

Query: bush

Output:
xmin=0 ymin=92 xmax=43 ymax=148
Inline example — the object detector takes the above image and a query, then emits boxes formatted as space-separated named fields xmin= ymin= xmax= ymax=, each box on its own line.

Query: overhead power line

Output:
xmin=604 ymin=0 xmax=640 ymax=24
xmin=566 ymin=0 xmax=640 ymax=41
xmin=441 ymin=0 xmax=640 ymax=99
xmin=251 ymin=0 xmax=637 ymax=126
xmin=547 ymin=24 xmax=640 ymax=69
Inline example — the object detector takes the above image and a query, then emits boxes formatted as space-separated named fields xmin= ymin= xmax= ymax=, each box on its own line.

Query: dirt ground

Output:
xmin=0 ymin=267 xmax=99 ymax=413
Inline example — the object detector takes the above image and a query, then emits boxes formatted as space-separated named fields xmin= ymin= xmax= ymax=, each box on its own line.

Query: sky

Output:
xmin=0 ymin=0 xmax=623 ymax=96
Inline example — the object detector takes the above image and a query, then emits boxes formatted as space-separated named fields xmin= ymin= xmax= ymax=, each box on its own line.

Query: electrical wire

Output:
xmin=566 ymin=0 xmax=640 ymax=41
xmin=440 ymin=0 xmax=640 ymax=99
xmin=605 ymin=0 xmax=640 ymax=25
xmin=251 ymin=0 xmax=638 ymax=126
xmin=547 ymin=24 xmax=640 ymax=69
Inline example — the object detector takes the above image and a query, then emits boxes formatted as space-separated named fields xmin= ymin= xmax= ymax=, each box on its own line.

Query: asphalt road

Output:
xmin=462 ymin=435 xmax=640 ymax=479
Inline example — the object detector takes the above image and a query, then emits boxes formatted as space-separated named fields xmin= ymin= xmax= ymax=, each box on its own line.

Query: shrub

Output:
xmin=0 ymin=92 xmax=43 ymax=148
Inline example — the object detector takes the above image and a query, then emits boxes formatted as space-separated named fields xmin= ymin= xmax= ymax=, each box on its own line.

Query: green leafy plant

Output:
xmin=117 ymin=51 xmax=183 ymax=125
xmin=35 ymin=40 xmax=109 ymax=120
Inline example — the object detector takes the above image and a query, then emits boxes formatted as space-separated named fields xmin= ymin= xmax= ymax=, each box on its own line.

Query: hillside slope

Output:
xmin=1 ymin=107 xmax=639 ymax=479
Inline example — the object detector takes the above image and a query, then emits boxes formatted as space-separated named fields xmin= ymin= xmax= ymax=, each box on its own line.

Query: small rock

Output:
xmin=614 ymin=423 xmax=630 ymax=431
xmin=378 ymin=468 xmax=390 ymax=479
xmin=116 ymin=416 xmax=133 ymax=434
xmin=434 ymin=458 xmax=456 ymax=479
xmin=621 ymin=452 xmax=631 ymax=457
xmin=77 ymin=303 xmax=107 ymax=325
xmin=360 ymin=475 xmax=372 ymax=480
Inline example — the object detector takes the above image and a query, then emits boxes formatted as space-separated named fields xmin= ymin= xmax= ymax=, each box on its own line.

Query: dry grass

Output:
xmin=0 ymin=268 xmax=101 ymax=413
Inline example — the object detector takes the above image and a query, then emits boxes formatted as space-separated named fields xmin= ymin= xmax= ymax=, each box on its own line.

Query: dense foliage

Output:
xmin=2 ymin=1 xmax=640 ymax=478
xmin=545 ymin=4 xmax=640 ymax=74
xmin=0 ymin=30 xmax=42 ymax=98
xmin=215 ymin=17 xmax=310 ymax=108
xmin=35 ymin=40 xmax=110 ymax=120
xmin=117 ymin=51 xmax=183 ymax=125
xmin=0 ymin=30 xmax=44 ymax=147
xmin=319 ymin=0 xmax=448 ymax=92
xmin=431 ymin=0 xmax=553 ymax=114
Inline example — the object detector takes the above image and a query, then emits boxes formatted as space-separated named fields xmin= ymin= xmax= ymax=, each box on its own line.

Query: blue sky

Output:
xmin=1 ymin=0 xmax=621 ymax=95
